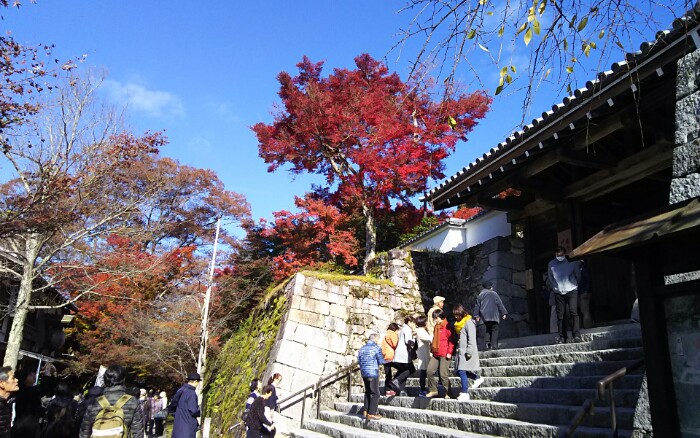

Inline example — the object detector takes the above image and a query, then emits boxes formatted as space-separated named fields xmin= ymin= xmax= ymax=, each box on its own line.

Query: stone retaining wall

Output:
xmin=265 ymin=271 xmax=423 ymax=424
xmin=372 ymin=236 xmax=533 ymax=339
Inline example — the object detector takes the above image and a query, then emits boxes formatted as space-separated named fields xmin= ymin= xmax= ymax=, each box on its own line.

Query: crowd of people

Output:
xmin=0 ymin=364 xmax=206 ymax=438
xmin=356 ymin=245 xmax=592 ymax=420
xmin=357 ymin=281 xmax=506 ymax=420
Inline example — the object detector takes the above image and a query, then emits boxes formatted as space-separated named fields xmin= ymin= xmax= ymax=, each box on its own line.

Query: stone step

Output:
xmin=289 ymin=427 xmax=334 ymax=438
xmin=338 ymin=395 xmax=635 ymax=430
xmin=481 ymin=360 xmax=644 ymax=377
xmin=297 ymin=418 xmax=399 ymax=438
xmin=495 ymin=323 xmax=641 ymax=350
xmin=480 ymin=337 xmax=643 ymax=360
xmin=471 ymin=387 xmax=639 ymax=407
xmin=480 ymin=347 xmax=644 ymax=368
xmin=354 ymin=384 xmax=638 ymax=409
xmin=318 ymin=410 xmax=501 ymax=438
xmin=331 ymin=403 xmax=632 ymax=438
xmin=403 ymin=374 xmax=643 ymax=390
xmin=369 ymin=388 xmax=638 ymax=409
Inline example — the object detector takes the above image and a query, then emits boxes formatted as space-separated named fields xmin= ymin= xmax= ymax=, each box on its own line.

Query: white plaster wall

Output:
xmin=408 ymin=212 xmax=510 ymax=253
xmin=410 ymin=227 xmax=467 ymax=252
xmin=466 ymin=212 xmax=511 ymax=247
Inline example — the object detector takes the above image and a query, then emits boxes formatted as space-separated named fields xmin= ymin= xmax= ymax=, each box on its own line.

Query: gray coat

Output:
xmin=392 ymin=324 xmax=414 ymax=364
xmin=456 ymin=319 xmax=480 ymax=372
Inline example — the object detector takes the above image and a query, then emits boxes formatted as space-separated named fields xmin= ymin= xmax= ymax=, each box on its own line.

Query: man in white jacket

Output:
xmin=548 ymin=246 xmax=582 ymax=344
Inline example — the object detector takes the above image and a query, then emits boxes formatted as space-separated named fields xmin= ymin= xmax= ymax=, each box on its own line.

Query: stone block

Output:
xmin=511 ymin=297 xmax=530 ymax=314
xmin=676 ymin=50 xmax=700 ymax=99
xmin=388 ymin=295 xmax=403 ymax=310
xmin=310 ymin=287 xmax=346 ymax=306
xmin=673 ymin=139 xmax=700 ymax=178
xmin=290 ymin=294 xmax=302 ymax=310
xmin=670 ymin=173 xmax=700 ymax=204
xmin=300 ymin=345 xmax=330 ymax=376
xmin=326 ymin=331 xmax=349 ymax=354
xmin=492 ymin=278 xmax=528 ymax=299
xmin=675 ymin=92 xmax=700 ymax=145
xmin=292 ymin=323 xmax=326 ymax=345
xmin=288 ymin=308 xmax=325 ymax=328
xmin=512 ymin=271 xmax=527 ymax=287
xmin=489 ymin=251 xmax=525 ymax=271
xmin=482 ymin=266 xmax=514 ymax=283
xmin=324 ymin=316 xmax=348 ymax=335
xmin=329 ymin=303 xmax=349 ymax=320
xmin=275 ymin=339 xmax=306 ymax=368
xmin=481 ymin=236 xmax=511 ymax=255
xmin=298 ymin=297 xmax=330 ymax=315
xmin=369 ymin=304 xmax=391 ymax=321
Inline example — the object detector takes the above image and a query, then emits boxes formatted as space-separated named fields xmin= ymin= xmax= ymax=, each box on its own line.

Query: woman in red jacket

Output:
xmin=425 ymin=309 xmax=455 ymax=398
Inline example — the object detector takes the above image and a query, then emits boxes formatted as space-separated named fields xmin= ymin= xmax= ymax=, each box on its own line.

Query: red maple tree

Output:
xmin=261 ymin=193 xmax=359 ymax=280
xmin=253 ymin=54 xmax=491 ymax=268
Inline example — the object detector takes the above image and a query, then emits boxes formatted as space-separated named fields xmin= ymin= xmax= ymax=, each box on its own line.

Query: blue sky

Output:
xmin=2 ymin=1 xmax=680 ymax=229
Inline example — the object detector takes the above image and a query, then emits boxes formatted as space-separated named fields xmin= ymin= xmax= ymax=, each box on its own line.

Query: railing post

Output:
xmin=347 ymin=372 xmax=352 ymax=402
xmin=608 ymin=382 xmax=617 ymax=438
xmin=316 ymin=381 xmax=322 ymax=419
xmin=300 ymin=386 xmax=308 ymax=429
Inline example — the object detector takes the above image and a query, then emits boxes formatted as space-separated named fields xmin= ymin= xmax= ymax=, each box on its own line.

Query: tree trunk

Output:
xmin=3 ymin=234 xmax=40 ymax=368
xmin=363 ymin=204 xmax=377 ymax=273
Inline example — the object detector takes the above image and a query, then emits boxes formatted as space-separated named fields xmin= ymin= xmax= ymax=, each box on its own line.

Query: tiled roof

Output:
xmin=424 ymin=3 xmax=700 ymax=207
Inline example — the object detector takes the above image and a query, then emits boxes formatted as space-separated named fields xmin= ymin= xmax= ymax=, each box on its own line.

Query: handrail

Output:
xmin=276 ymin=361 xmax=359 ymax=428
xmin=564 ymin=359 xmax=644 ymax=438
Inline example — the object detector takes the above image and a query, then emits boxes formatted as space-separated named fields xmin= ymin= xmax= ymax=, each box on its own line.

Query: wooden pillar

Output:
xmin=633 ymin=246 xmax=679 ymax=435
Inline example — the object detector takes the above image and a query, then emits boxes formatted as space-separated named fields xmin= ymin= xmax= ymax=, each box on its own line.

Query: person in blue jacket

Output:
xmin=357 ymin=331 xmax=385 ymax=420
xmin=170 ymin=372 xmax=201 ymax=438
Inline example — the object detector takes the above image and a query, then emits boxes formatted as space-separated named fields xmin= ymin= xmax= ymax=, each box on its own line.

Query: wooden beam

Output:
xmin=476 ymin=195 xmax=529 ymax=211
xmin=558 ymin=150 xmax=614 ymax=169
xmin=508 ymin=198 xmax=556 ymax=222
xmin=570 ymin=117 xmax=626 ymax=151
xmin=564 ymin=141 xmax=673 ymax=201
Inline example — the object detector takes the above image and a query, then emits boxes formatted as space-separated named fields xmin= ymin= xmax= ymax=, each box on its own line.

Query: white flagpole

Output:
xmin=197 ymin=217 xmax=221 ymax=385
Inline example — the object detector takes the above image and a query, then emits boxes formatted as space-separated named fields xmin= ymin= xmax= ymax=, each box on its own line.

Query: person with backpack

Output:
xmin=43 ymin=381 xmax=78 ymax=438
xmin=169 ymin=373 xmax=201 ymax=438
xmin=380 ymin=323 xmax=399 ymax=396
xmin=78 ymin=364 xmax=144 ymax=438
xmin=390 ymin=316 xmax=417 ymax=396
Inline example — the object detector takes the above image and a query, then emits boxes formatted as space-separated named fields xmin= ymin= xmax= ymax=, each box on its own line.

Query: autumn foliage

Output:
xmin=253 ymin=54 xmax=491 ymax=265
xmin=261 ymin=194 xmax=359 ymax=280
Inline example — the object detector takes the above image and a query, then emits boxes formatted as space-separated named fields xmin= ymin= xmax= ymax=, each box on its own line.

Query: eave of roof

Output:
xmin=424 ymin=4 xmax=700 ymax=209
xmin=569 ymin=197 xmax=700 ymax=258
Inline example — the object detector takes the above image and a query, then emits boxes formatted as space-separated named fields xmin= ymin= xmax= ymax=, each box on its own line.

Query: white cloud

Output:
xmin=187 ymin=136 xmax=212 ymax=153
xmin=206 ymin=100 xmax=241 ymax=123
xmin=102 ymin=79 xmax=185 ymax=118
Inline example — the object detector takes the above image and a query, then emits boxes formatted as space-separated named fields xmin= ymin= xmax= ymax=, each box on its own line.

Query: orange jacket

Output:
xmin=381 ymin=330 xmax=399 ymax=361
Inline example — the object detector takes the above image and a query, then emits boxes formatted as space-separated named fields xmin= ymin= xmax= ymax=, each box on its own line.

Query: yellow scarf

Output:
xmin=454 ymin=315 xmax=471 ymax=334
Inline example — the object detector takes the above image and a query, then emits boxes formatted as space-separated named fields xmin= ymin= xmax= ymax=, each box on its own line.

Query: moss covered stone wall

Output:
xmin=204 ymin=268 xmax=424 ymax=434
xmin=204 ymin=282 xmax=290 ymax=436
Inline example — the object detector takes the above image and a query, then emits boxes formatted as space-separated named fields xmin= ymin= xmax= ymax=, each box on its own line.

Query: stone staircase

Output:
xmin=290 ymin=323 xmax=645 ymax=438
